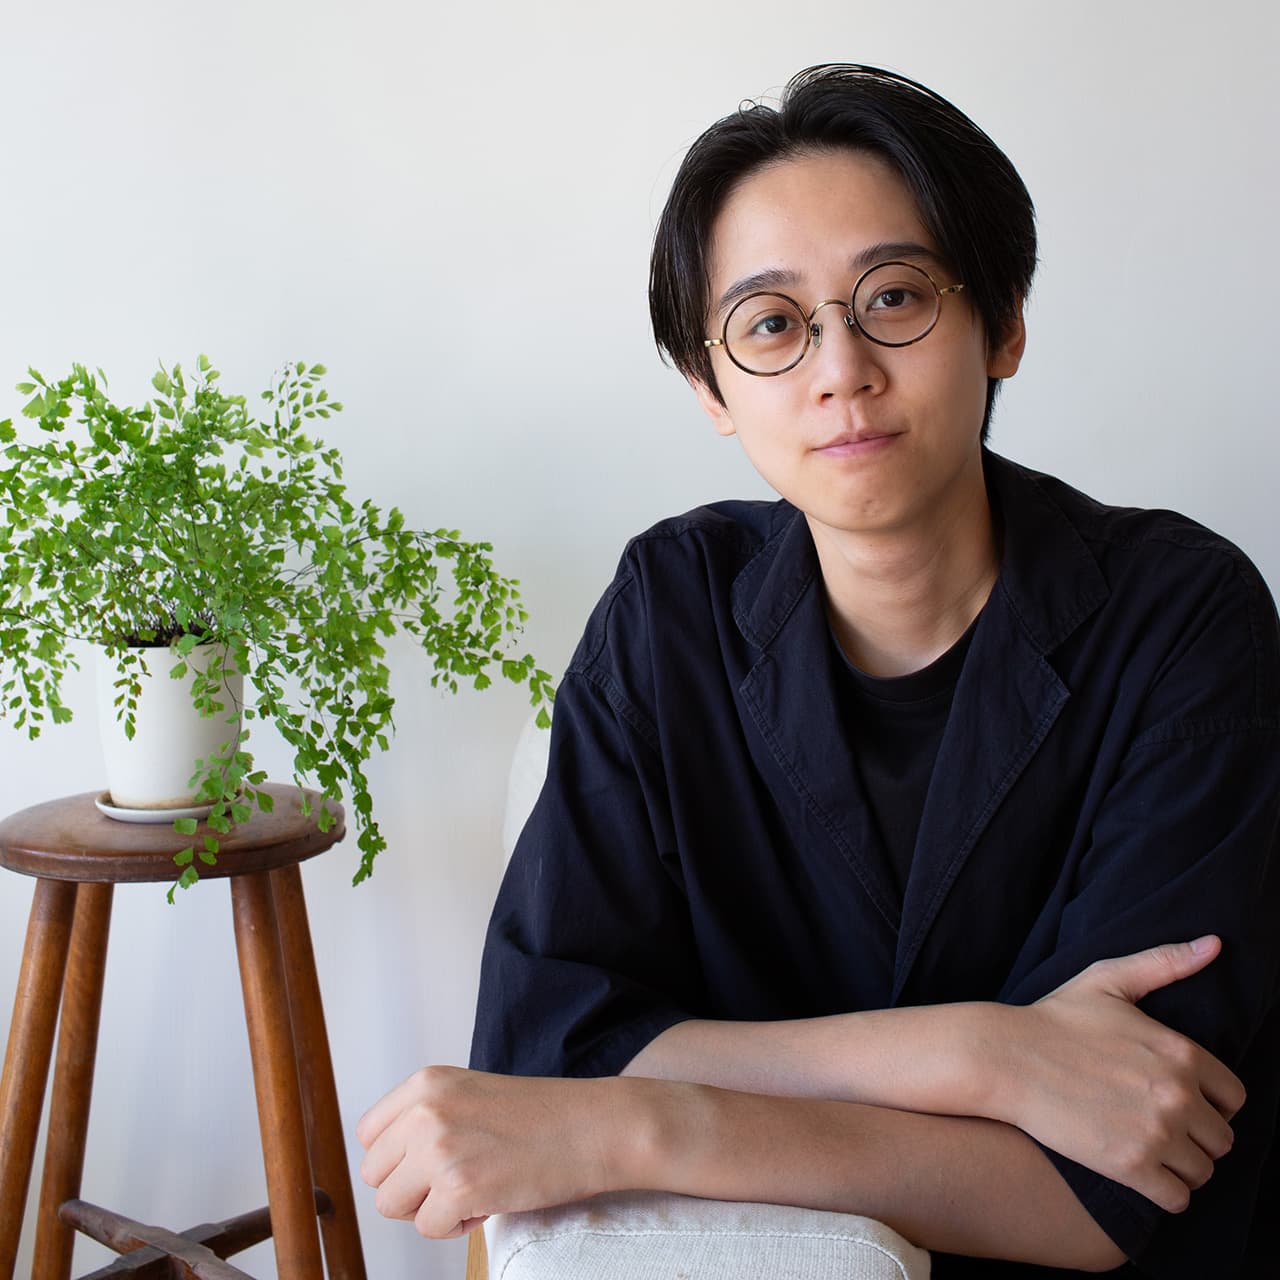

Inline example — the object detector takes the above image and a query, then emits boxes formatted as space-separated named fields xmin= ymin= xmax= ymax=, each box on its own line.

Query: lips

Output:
xmin=813 ymin=430 xmax=901 ymax=453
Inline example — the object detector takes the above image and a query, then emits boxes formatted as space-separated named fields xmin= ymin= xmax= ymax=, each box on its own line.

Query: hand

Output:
xmin=993 ymin=936 xmax=1246 ymax=1212
xmin=356 ymin=1065 xmax=624 ymax=1238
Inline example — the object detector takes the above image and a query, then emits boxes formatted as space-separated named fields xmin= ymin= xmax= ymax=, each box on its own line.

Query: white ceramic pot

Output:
xmin=96 ymin=644 xmax=245 ymax=811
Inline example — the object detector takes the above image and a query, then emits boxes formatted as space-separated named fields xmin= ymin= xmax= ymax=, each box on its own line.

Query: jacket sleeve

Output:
xmin=469 ymin=660 xmax=701 ymax=1079
xmin=1004 ymin=550 xmax=1280 ymax=1273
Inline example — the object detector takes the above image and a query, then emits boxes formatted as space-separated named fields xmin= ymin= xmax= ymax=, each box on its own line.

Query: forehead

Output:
xmin=706 ymin=149 xmax=936 ymax=309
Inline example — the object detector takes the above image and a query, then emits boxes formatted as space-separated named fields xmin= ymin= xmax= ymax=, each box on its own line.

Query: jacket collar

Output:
xmin=729 ymin=449 xmax=1110 ymax=993
xmin=732 ymin=449 xmax=1108 ymax=662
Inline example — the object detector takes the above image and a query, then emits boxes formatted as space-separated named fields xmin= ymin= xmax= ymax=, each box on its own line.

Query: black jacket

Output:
xmin=472 ymin=451 xmax=1280 ymax=1276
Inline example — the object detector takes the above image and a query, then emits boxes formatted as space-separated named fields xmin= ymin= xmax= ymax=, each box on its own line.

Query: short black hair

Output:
xmin=649 ymin=64 xmax=1037 ymax=439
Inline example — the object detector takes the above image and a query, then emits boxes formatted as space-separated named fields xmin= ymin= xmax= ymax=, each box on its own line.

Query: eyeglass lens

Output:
xmin=722 ymin=262 xmax=943 ymax=374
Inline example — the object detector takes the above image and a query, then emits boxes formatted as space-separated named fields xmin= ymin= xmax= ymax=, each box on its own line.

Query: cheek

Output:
xmin=913 ymin=338 xmax=990 ymax=422
xmin=718 ymin=376 xmax=802 ymax=436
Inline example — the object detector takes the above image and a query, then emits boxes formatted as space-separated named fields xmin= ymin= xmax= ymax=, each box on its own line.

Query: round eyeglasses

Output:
xmin=703 ymin=260 xmax=965 ymax=377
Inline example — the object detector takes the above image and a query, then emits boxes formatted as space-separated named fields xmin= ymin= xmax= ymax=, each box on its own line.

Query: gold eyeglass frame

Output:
xmin=703 ymin=259 xmax=965 ymax=377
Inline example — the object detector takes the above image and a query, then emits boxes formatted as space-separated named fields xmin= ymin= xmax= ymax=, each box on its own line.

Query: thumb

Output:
xmin=1089 ymin=935 xmax=1221 ymax=1003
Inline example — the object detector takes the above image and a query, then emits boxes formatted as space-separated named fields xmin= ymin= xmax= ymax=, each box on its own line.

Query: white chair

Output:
xmin=464 ymin=714 xmax=931 ymax=1280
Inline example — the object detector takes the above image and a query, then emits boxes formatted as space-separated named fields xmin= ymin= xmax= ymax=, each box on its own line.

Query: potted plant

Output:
xmin=0 ymin=357 xmax=553 ymax=899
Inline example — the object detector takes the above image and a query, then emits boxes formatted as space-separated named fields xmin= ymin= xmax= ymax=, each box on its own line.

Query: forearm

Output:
xmin=622 ymin=1003 xmax=994 ymax=1116
xmin=617 ymin=1076 xmax=1126 ymax=1271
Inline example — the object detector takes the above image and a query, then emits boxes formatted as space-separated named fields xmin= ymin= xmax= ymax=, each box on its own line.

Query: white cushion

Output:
xmin=487 ymin=1190 xmax=931 ymax=1279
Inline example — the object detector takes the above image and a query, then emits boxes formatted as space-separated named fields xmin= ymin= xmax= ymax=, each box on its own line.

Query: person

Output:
xmin=356 ymin=65 xmax=1280 ymax=1275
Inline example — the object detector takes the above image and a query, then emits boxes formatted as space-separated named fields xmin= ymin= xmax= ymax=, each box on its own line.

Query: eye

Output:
xmin=749 ymin=310 xmax=800 ymax=337
xmin=866 ymin=285 xmax=920 ymax=312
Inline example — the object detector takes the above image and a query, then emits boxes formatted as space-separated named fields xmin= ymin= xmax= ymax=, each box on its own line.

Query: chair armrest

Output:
xmin=486 ymin=1190 xmax=931 ymax=1279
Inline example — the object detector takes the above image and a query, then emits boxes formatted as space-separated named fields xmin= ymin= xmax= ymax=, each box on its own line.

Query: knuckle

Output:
xmin=1151 ymin=1077 xmax=1193 ymax=1116
xmin=414 ymin=1063 xmax=449 ymax=1091
xmin=1116 ymin=1143 xmax=1148 ymax=1181
xmin=408 ymin=1098 xmax=438 ymax=1127
xmin=443 ymin=1161 xmax=477 ymax=1198
xmin=1171 ymin=1037 xmax=1200 ymax=1072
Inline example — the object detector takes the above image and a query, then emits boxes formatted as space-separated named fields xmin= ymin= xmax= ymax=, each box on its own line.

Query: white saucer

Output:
xmin=94 ymin=791 xmax=215 ymax=824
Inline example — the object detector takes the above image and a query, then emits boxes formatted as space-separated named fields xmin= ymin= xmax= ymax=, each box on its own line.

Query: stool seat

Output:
xmin=0 ymin=786 xmax=367 ymax=1280
xmin=0 ymin=785 xmax=343 ymax=882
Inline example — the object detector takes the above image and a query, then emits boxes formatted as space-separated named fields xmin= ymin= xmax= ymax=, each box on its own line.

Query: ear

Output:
xmin=987 ymin=306 xmax=1027 ymax=379
xmin=690 ymin=376 xmax=737 ymax=438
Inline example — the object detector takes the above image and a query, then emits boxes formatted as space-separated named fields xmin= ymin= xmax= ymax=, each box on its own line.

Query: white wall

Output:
xmin=1 ymin=2 xmax=1276 ymax=1275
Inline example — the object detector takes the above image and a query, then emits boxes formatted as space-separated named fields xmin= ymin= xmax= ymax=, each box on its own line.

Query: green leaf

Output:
xmin=173 ymin=845 xmax=195 ymax=866
xmin=174 ymin=818 xmax=198 ymax=835
xmin=0 ymin=353 xmax=547 ymax=894
xmin=169 ymin=662 xmax=188 ymax=680
xmin=197 ymin=848 xmax=217 ymax=866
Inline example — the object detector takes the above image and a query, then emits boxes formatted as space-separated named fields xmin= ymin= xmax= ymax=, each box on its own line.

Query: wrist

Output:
xmin=962 ymin=1001 xmax=1027 ymax=1127
xmin=602 ymin=1075 xmax=712 ymax=1194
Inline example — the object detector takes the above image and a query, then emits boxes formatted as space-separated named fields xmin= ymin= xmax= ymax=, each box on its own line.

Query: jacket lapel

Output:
xmin=728 ymin=455 xmax=1111 ymax=985
xmin=733 ymin=510 xmax=901 ymax=932
xmin=892 ymin=452 xmax=1109 ymax=1001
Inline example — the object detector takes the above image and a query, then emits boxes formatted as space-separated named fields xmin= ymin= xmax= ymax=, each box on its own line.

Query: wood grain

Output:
xmin=231 ymin=870 xmax=325 ymax=1277
xmin=0 ymin=878 xmax=77 ymax=1280
xmin=273 ymin=862 xmax=367 ymax=1279
xmin=33 ymin=882 xmax=114 ymax=1280
xmin=0 ymin=785 xmax=345 ymax=883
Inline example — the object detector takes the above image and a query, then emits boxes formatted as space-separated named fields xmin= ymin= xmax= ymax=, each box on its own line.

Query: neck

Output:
xmin=808 ymin=461 xmax=998 ymax=678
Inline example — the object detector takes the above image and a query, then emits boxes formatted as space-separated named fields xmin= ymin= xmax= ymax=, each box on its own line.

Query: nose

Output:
xmin=808 ymin=301 xmax=858 ymax=350
xmin=807 ymin=301 xmax=885 ymax=399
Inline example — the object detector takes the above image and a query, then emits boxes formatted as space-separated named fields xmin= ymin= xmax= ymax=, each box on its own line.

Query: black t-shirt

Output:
xmin=833 ymin=621 xmax=977 ymax=898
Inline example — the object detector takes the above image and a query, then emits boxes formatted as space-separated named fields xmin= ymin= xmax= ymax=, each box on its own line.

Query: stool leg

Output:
xmin=0 ymin=878 xmax=78 ymax=1280
xmin=272 ymin=864 xmax=367 ymax=1279
xmin=33 ymin=882 xmax=114 ymax=1280
xmin=230 ymin=871 xmax=324 ymax=1278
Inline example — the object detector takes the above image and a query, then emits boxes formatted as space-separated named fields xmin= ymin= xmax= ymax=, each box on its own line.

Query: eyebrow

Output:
xmin=713 ymin=240 xmax=940 ymax=317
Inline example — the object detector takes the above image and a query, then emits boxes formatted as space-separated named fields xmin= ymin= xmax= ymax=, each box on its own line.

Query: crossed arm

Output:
xmin=356 ymin=936 xmax=1244 ymax=1270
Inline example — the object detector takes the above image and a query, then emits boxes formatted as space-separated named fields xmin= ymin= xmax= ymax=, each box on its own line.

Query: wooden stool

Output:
xmin=0 ymin=786 xmax=367 ymax=1279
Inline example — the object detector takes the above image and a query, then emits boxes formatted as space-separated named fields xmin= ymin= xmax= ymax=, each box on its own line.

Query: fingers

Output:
xmin=1161 ymin=1140 xmax=1216 ymax=1197
xmin=370 ymin=1149 xmax=432 ymax=1221
xmin=1198 ymin=1053 xmax=1247 ymax=1121
xmin=360 ymin=1119 xmax=409 ymax=1191
xmin=1189 ymin=1109 xmax=1235 ymax=1163
xmin=1088 ymin=935 xmax=1220 ymax=1003
xmin=356 ymin=1073 xmax=420 ymax=1149
xmin=415 ymin=1194 xmax=482 ymax=1240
